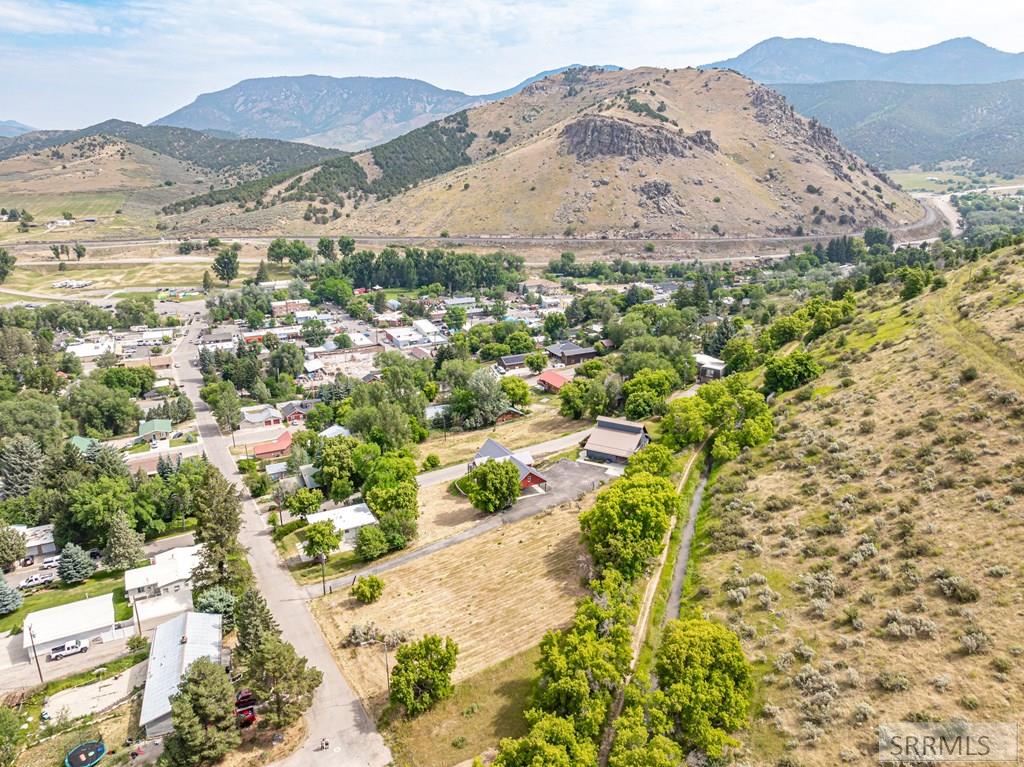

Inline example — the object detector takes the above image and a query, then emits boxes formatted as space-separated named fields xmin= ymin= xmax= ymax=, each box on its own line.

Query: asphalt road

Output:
xmin=170 ymin=323 xmax=392 ymax=767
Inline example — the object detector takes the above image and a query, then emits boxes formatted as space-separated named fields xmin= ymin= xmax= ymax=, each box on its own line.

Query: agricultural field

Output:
xmin=890 ymin=168 xmax=1024 ymax=193
xmin=311 ymin=497 xmax=593 ymax=719
xmin=684 ymin=247 xmax=1024 ymax=766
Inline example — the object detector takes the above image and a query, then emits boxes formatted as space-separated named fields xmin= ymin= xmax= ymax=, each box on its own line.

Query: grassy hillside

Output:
xmin=776 ymin=80 xmax=1024 ymax=174
xmin=686 ymin=246 xmax=1024 ymax=765
xmin=161 ymin=66 xmax=920 ymax=238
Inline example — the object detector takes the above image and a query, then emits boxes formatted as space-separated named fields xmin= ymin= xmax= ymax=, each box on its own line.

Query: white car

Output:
xmin=19 ymin=572 xmax=56 ymax=589
xmin=48 ymin=640 xmax=88 ymax=661
xmin=40 ymin=556 xmax=60 ymax=569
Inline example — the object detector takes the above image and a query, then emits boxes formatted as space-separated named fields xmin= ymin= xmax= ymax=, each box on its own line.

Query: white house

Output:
xmin=306 ymin=503 xmax=377 ymax=549
xmin=23 ymin=593 xmax=117 ymax=661
xmin=12 ymin=524 xmax=57 ymax=557
xmin=139 ymin=612 xmax=223 ymax=737
xmin=124 ymin=545 xmax=202 ymax=603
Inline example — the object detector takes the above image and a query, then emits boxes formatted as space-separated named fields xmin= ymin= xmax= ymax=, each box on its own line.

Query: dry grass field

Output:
xmin=685 ymin=248 xmax=1024 ymax=766
xmin=419 ymin=402 xmax=587 ymax=467
xmin=312 ymin=498 xmax=592 ymax=717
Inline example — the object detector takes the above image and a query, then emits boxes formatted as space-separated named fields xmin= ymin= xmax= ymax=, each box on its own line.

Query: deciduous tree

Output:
xmin=389 ymin=634 xmax=458 ymax=716
xmin=465 ymin=460 xmax=520 ymax=513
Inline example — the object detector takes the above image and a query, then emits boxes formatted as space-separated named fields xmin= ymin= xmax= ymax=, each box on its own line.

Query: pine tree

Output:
xmin=0 ymin=580 xmax=23 ymax=616
xmin=0 ymin=524 xmax=25 ymax=569
xmin=255 ymin=259 xmax=270 ymax=283
xmin=195 ymin=586 xmax=237 ymax=631
xmin=0 ymin=435 xmax=44 ymax=499
xmin=87 ymin=443 xmax=129 ymax=480
xmin=244 ymin=636 xmax=323 ymax=728
xmin=57 ymin=542 xmax=95 ymax=584
xmin=234 ymin=588 xmax=280 ymax=662
xmin=102 ymin=512 xmax=145 ymax=570
xmin=164 ymin=657 xmax=240 ymax=767
xmin=202 ymin=270 xmax=214 ymax=293
xmin=192 ymin=467 xmax=242 ymax=590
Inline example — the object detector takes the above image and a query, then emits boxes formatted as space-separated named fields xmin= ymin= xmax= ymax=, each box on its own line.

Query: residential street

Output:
xmin=171 ymin=323 xmax=392 ymax=767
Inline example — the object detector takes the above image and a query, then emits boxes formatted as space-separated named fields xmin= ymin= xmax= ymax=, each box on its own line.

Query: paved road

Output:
xmin=315 ymin=460 xmax=610 ymax=598
xmin=170 ymin=324 xmax=391 ymax=767
xmin=415 ymin=428 xmax=593 ymax=487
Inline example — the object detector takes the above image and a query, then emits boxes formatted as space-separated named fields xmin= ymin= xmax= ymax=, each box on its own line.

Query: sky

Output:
xmin=4 ymin=0 xmax=1024 ymax=129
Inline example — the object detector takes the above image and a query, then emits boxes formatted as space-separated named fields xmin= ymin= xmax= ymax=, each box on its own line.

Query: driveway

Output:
xmin=43 ymin=661 xmax=146 ymax=720
xmin=315 ymin=460 xmax=611 ymax=595
xmin=0 ymin=634 xmax=133 ymax=693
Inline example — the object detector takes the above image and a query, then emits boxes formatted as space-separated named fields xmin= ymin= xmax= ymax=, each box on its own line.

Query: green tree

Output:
xmin=269 ymin=343 xmax=304 ymax=377
xmin=192 ymin=467 xmax=243 ymax=590
xmin=354 ymin=525 xmax=389 ymax=561
xmin=102 ymin=511 xmax=144 ymax=570
xmin=254 ymin=260 xmax=270 ymax=283
xmin=73 ymin=243 xmax=87 ymax=262
xmin=301 ymin=319 xmax=328 ymax=347
xmin=317 ymin=237 xmax=336 ymax=261
xmin=57 ymin=542 xmax=95 ymax=584
xmin=245 ymin=636 xmax=323 ymax=728
xmin=543 ymin=312 xmax=567 ymax=340
xmin=212 ymin=381 xmax=242 ymax=433
xmin=234 ymin=589 xmax=280 ymax=662
xmin=0 ymin=706 xmax=23 ymax=767
xmin=202 ymin=270 xmax=214 ymax=293
xmin=525 ymin=351 xmax=546 ymax=374
xmin=579 ymin=473 xmax=678 ymax=579
xmin=720 ymin=337 xmax=758 ymax=373
xmin=164 ymin=657 xmax=240 ymax=767
xmin=0 ymin=524 xmax=26 ymax=569
xmin=302 ymin=520 xmax=340 ymax=560
xmin=195 ymin=586 xmax=238 ymax=631
xmin=654 ymin=618 xmax=753 ymax=757
xmin=558 ymin=380 xmax=587 ymax=419
xmin=337 ymin=236 xmax=356 ymax=257
xmin=493 ymin=712 xmax=598 ymax=767
xmin=660 ymin=397 xmax=711 ymax=451
xmin=362 ymin=451 xmax=417 ymax=493
xmin=624 ymin=444 xmax=675 ymax=478
xmin=351 ymin=574 xmax=384 ymax=604
xmin=0 ymin=580 xmax=22 ymax=617
xmin=389 ymin=634 xmax=458 ymax=716
xmin=285 ymin=488 xmax=324 ymax=519
xmin=0 ymin=248 xmax=15 ymax=284
xmin=212 ymin=249 xmax=239 ymax=285
xmin=500 ymin=376 xmax=530 ymax=408
xmin=365 ymin=481 xmax=418 ymax=549
xmin=444 ymin=306 xmax=467 ymax=332
xmin=465 ymin=460 xmax=520 ymax=513
xmin=763 ymin=351 xmax=822 ymax=393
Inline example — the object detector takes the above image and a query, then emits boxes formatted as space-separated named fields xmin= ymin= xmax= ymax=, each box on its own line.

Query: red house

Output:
xmin=468 ymin=439 xmax=547 ymax=491
xmin=537 ymin=370 xmax=568 ymax=393
xmin=251 ymin=430 xmax=292 ymax=460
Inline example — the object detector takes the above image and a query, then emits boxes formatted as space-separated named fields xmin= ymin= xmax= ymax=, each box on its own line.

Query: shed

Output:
xmin=139 ymin=612 xmax=223 ymax=737
xmin=694 ymin=353 xmax=727 ymax=382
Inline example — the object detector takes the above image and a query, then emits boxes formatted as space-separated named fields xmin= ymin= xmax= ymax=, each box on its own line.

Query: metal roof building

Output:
xmin=140 ymin=611 xmax=224 ymax=737
xmin=22 ymin=593 xmax=116 ymax=660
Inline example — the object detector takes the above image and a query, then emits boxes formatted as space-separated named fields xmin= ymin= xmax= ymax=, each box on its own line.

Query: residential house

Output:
xmin=280 ymin=399 xmax=318 ymax=425
xmin=537 ymin=370 xmax=568 ymax=393
xmin=12 ymin=524 xmax=57 ymax=557
xmin=305 ymin=503 xmax=377 ymax=549
xmin=124 ymin=545 xmax=202 ymax=603
xmin=138 ymin=418 xmax=172 ymax=444
xmin=694 ymin=353 xmax=727 ymax=382
xmin=23 ymin=594 xmax=117 ymax=661
xmin=240 ymin=404 xmax=283 ymax=429
xmin=545 ymin=341 xmax=598 ymax=365
xmin=583 ymin=417 xmax=650 ymax=463
xmin=498 ymin=353 xmax=528 ymax=371
xmin=265 ymin=462 xmax=289 ymax=482
xmin=251 ymin=430 xmax=293 ymax=460
xmin=270 ymin=298 xmax=310 ymax=318
xmin=469 ymin=439 xmax=547 ymax=491
xmin=518 ymin=278 xmax=559 ymax=295
xmin=319 ymin=424 xmax=351 ymax=439
xmin=139 ymin=612 xmax=223 ymax=737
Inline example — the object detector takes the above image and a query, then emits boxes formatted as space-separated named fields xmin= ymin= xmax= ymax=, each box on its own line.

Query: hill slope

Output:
xmin=706 ymin=36 xmax=1024 ymax=84
xmin=775 ymin=80 xmax=1024 ymax=173
xmin=691 ymin=246 xmax=1024 ymax=766
xmin=0 ymin=120 xmax=339 ymax=182
xmin=162 ymin=67 xmax=920 ymax=238
xmin=0 ymin=120 xmax=34 ymax=138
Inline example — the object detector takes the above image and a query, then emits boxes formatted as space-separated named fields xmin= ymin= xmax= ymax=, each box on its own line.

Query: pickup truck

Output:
xmin=48 ymin=640 xmax=88 ymax=661
xmin=18 ymin=572 xmax=56 ymax=590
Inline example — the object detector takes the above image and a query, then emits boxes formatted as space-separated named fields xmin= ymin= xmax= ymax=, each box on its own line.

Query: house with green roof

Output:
xmin=138 ymin=419 xmax=173 ymax=442
xmin=69 ymin=435 xmax=99 ymax=453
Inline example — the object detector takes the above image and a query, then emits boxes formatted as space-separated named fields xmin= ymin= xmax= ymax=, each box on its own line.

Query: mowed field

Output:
xmin=0 ymin=191 xmax=126 ymax=219
xmin=0 ymin=261 xmax=264 ymax=295
xmin=312 ymin=499 xmax=591 ymax=716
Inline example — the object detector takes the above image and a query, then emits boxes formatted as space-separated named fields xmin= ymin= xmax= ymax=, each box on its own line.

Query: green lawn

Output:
xmin=278 ymin=527 xmax=361 ymax=585
xmin=0 ymin=569 xmax=131 ymax=634
xmin=0 ymin=191 xmax=126 ymax=219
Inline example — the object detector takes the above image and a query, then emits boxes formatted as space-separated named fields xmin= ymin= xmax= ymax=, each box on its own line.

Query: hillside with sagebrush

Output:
xmin=684 ymin=244 xmax=1024 ymax=765
xmin=161 ymin=66 xmax=921 ymax=238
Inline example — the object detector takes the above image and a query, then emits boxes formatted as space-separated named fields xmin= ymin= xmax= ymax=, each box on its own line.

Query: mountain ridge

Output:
xmin=706 ymin=36 xmax=1024 ymax=84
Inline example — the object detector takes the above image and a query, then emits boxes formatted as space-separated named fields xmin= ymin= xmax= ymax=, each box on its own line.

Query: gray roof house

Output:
xmin=139 ymin=611 xmax=224 ymax=737
xmin=469 ymin=439 xmax=547 ymax=490
xmin=583 ymin=417 xmax=650 ymax=463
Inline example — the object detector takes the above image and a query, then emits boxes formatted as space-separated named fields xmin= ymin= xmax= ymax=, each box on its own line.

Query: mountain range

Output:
xmin=775 ymin=79 xmax=1024 ymax=173
xmin=0 ymin=120 xmax=34 ymax=138
xmin=706 ymin=36 xmax=1024 ymax=84
xmin=152 ymin=66 xmax=621 ymax=151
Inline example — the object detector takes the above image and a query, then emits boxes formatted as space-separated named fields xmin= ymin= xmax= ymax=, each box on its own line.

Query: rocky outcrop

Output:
xmin=561 ymin=116 xmax=718 ymax=161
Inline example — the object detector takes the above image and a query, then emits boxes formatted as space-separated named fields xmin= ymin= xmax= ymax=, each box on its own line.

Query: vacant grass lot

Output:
xmin=0 ymin=191 xmax=127 ymax=219
xmin=385 ymin=646 xmax=539 ymax=767
xmin=312 ymin=498 xmax=592 ymax=720
xmin=1 ymin=261 xmax=262 ymax=295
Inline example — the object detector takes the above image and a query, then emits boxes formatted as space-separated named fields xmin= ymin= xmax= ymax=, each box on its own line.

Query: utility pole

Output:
xmin=28 ymin=627 xmax=43 ymax=684
xmin=318 ymin=553 xmax=327 ymax=596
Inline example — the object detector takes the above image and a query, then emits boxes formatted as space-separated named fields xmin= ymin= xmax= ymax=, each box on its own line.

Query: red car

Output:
xmin=236 ymin=708 xmax=256 ymax=728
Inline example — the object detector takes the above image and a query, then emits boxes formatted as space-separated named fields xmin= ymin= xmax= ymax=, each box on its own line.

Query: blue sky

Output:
xmin=4 ymin=0 xmax=1024 ymax=128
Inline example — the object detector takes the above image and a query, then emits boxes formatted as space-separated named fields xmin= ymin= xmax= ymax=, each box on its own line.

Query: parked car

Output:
xmin=19 ymin=572 xmax=56 ymax=589
xmin=40 ymin=556 xmax=60 ymax=569
xmin=48 ymin=640 xmax=88 ymax=661
xmin=21 ymin=555 xmax=34 ymax=567
xmin=235 ymin=689 xmax=257 ymax=709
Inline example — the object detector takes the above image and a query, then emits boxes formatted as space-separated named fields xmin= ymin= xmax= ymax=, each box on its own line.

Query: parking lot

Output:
xmin=506 ymin=459 xmax=613 ymax=523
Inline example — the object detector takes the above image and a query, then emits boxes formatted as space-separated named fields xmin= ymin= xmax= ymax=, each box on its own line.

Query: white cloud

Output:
xmin=4 ymin=0 xmax=1024 ymax=127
